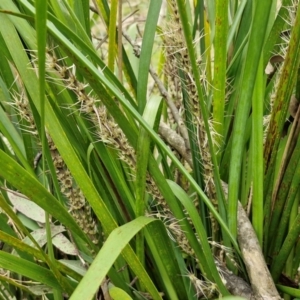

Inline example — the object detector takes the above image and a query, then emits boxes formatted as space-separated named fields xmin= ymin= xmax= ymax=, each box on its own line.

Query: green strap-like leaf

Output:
xmin=213 ymin=0 xmax=228 ymax=157
xmin=135 ymin=96 xmax=162 ymax=266
xmin=70 ymin=217 xmax=172 ymax=300
xmin=0 ymin=250 xmax=75 ymax=291
xmin=137 ymin=0 xmax=162 ymax=113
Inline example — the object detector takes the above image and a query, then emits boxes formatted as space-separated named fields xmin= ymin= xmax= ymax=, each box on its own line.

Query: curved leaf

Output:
xmin=70 ymin=217 xmax=163 ymax=300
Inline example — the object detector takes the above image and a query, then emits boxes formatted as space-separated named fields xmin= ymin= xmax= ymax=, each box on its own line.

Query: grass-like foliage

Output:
xmin=0 ymin=0 xmax=300 ymax=299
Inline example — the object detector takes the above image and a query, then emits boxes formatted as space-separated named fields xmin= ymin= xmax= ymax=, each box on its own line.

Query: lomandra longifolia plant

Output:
xmin=0 ymin=0 xmax=300 ymax=299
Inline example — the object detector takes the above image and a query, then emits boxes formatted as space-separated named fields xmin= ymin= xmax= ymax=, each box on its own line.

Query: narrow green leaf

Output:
xmin=263 ymin=0 xmax=290 ymax=66
xmin=137 ymin=0 xmax=162 ymax=113
xmin=70 ymin=217 xmax=164 ymax=300
xmin=276 ymin=285 xmax=300 ymax=298
xmin=136 ymin=96 xmax=162 ymax=217
xmin=108 ymin=0 xmax=117 ymax=71
xmin=213 ymin=0 xmax=228 ymax=157
xmin=226 ymin=0 xmax=247 ymax=51
xmin=135 ymin=96 xmax=162 ymax=268
xmin=49 ymin=0 xmax=70 ymax=26
xmin=251 ymin=56 xmax=264 ymax=247
xmin=60 ymin=0 xmax=93 ymax=47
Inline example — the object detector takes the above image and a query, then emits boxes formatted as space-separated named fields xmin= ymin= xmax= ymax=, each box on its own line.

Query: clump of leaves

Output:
xmin=0 ymin=0 xmax=300 ymax=299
